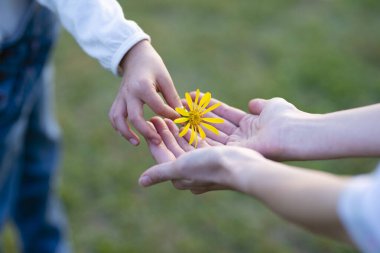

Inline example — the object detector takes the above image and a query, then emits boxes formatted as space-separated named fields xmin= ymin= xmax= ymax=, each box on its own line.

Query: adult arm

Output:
xmin=200 ymin=96 xmax=380 ymax=160
xmin=140 ymin=144 xmax=352 ymax=244
xmin=268 ymin=102 xmax=380 ymax=159
xmin=138 ymin=119 xmax=351 ymax=243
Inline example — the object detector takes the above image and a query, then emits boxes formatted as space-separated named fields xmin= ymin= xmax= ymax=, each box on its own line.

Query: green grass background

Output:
xmin=4 ymin=0 xmax=380 ymax=252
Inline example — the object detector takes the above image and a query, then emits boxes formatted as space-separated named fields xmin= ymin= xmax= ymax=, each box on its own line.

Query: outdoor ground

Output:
xmin=4 ymin=0 xmax=380 ymax=252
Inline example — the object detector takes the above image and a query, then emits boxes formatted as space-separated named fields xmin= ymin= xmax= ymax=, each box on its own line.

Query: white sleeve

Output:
xmin=338 ymin=166 xmax=380 ymax=253
xmin=37 ymin=0 xmax=150 ymax=75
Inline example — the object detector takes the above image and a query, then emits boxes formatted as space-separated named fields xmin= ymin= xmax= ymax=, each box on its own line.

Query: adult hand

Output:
xmin=141 ymin=101 xmax=351 ymax=244
xmin=143 ymin=116 xmax=225 ymax=193
xmin=194 ymin=94 xmax=314 ymax=160
xmin=140 ymin=117 xmax=266 ymax=194
xmin=228 ymin=97 xmax=312 ymax=160
xmin=109 ymin=40 xmax=181 ymax=146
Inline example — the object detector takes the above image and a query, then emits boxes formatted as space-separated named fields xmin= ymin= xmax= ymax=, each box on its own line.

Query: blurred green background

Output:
xmin=5 ymin=0 xmax=380 ymax=252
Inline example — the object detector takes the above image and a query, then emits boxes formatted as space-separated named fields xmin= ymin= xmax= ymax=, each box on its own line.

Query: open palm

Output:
xmin=147 ymin=95 xmax=303 ymax=164
xmin=145 ymin=96 xmax=312 ymax=193
xmin=195 ymin=96 xmax=302 ymax=160
xmin=145 ymin=96 xmax=303 ymax=192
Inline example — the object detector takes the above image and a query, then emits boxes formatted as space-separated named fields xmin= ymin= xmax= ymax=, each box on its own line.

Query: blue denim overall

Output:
xmin=0 ymin=2 xmax=70 ymax=252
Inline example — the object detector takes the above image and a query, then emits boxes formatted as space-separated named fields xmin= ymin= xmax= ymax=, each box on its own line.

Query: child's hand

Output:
xmin=109 ymin=40 xmax=181 ymax=146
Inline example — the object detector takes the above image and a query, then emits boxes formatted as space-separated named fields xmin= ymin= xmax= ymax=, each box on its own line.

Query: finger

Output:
xmin=204 ymin=137 xmax=223 ymax=146
xmin=194 ymin=184 xmax=229 ymax=191
xmin=165 ymin=119 xmax=195 ymax=152
xmin=174 ymin=114 xmax=228 ymax=145
xmin=180 ymin=96 xmax=230 ymax=145
xmin=151 ymin=117 xmax=185 ymax=157
xmin=180 ymin=99 xmax=188 ymax=108
xmin=145 ymin=122 xmax=176 ymax=164
xmin=141 ymin=88 xmax=179 ymax=119
xmin=156 ymin=74 xmax=182 ymax=108
xmin=139 ymin=162 xmax=180 ymax=187
xmin=190 ymin=92 xmax=246 ymax=125
xmin=196 ymin=136 xmax=210 ymax=148
xmin=202 ymin=110 xmax=237 ymax=135
xmin=115 ymin=116 xmax=140 ymax=145
xmin=190 ymin=184 xmax=229 ymax=194
xmin=190 ymin=189 xmax=217 ymax=195
xmin=248 ymin=98 xmax=268 ymax=115
xmin=109 ymin=98 xmax=140 ymax=145
xmin=181 ymin=126 xmax=210 ymax=148
xmin=171 ymin=179 xmax=193 ymax=190
xmin=127 ymin=98 xmax=162 ymax=144
xmin=191 ymin=189 xmax=209 ymax=194
xmin=140 ymin=147 xmax=218 ymax=187
xmin=198 ymin=124 xmax=229 ymax=145
xmin=207 ymin=98 xmax=246 ymax=126
xmin=108 ymin=99 xmax=119 ymax=131
xmin=182 ymin=92 xmax=238 ymax=142
xmin=171 ymin=180 xmax=223 ymax=190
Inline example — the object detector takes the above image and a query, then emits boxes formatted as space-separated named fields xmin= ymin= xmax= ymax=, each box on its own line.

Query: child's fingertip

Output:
xmin=129 ymin=138 xmax=139 ymax=146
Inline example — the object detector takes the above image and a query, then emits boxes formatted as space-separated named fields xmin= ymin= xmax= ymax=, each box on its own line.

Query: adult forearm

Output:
xmin=283 ymin=104 xmax=380 ymax=159
xmin=233 ymin=161 xmax=351 ymax=242
xmin=320 ymin=104 xmax=380 ymax=157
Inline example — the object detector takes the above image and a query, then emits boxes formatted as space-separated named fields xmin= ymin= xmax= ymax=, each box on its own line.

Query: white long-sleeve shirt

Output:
xmin=338 ymin=164 xmax=380 ymax=253
xmin=0 ymin=0 xmax=150 ymax=75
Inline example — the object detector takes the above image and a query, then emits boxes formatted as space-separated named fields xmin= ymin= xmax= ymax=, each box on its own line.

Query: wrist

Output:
xmin=279 ymin=112 xmax=328 ymax=160
xmin=222 ymin=148 xmax=282 ymax=196
xmin=239 ymin=160 xmax=288 ymax=200
xmin=214 ymin=147 xmax=260 ymax=192
xmin=119 ymin=39 xmax=151 ymax=74
xmin=250 ymin=163 xmax=350 ymax=241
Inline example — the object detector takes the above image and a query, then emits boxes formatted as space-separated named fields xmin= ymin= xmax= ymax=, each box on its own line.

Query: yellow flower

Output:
xmin=174 ymin=89 xmax=224 ymax=147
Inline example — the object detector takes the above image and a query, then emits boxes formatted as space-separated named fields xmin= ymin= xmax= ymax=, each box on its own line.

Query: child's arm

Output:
xmin=38 ymin=0 xmax=181 ymax=145
xmin=38 ymin=0 xmax=149 ymax=75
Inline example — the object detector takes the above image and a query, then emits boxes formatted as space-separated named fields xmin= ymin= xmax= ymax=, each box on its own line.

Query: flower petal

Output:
xmin=202 ymin=117 xmax=224 ymax=124
xmin=201 ymin=122 xmax=219 ymax=135
xmin=179 ymin=123 xmax=191 ymax=137
xmin=194 ymin=89 xmax=200 ymax=108
xmin=174 ymin=117 xmax=189 ymax=124
xmin=175 ymin=107 xmax=189 ymax=116
xmin=189 ymin=126 xmax=197 ymax=145
xmin=199 ymin=92 xmax=211 ymax=109
xmin=185 ymin=92 xmax=193 ymax=111
xmin=201 ymin=102 xmax=221 ymax=115
xmin=198 ymin=125 xmax=206 ymax=139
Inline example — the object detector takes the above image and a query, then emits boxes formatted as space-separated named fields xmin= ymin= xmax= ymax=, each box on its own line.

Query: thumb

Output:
xmin=248 ymin=98 xmax=268 ymax=115
xmin=139 ymin=162 xmax=179 ymax=187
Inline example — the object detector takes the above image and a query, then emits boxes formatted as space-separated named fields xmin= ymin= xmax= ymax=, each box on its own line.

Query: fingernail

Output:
xmin=129 ymin=138 xmax=138 ymax=146
xmin=139 ymin=175 xmax=152 ymax=186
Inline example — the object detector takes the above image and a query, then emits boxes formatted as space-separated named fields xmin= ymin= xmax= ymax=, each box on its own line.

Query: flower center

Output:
xmin=189 ymin=110 xmax=202 ymax=126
